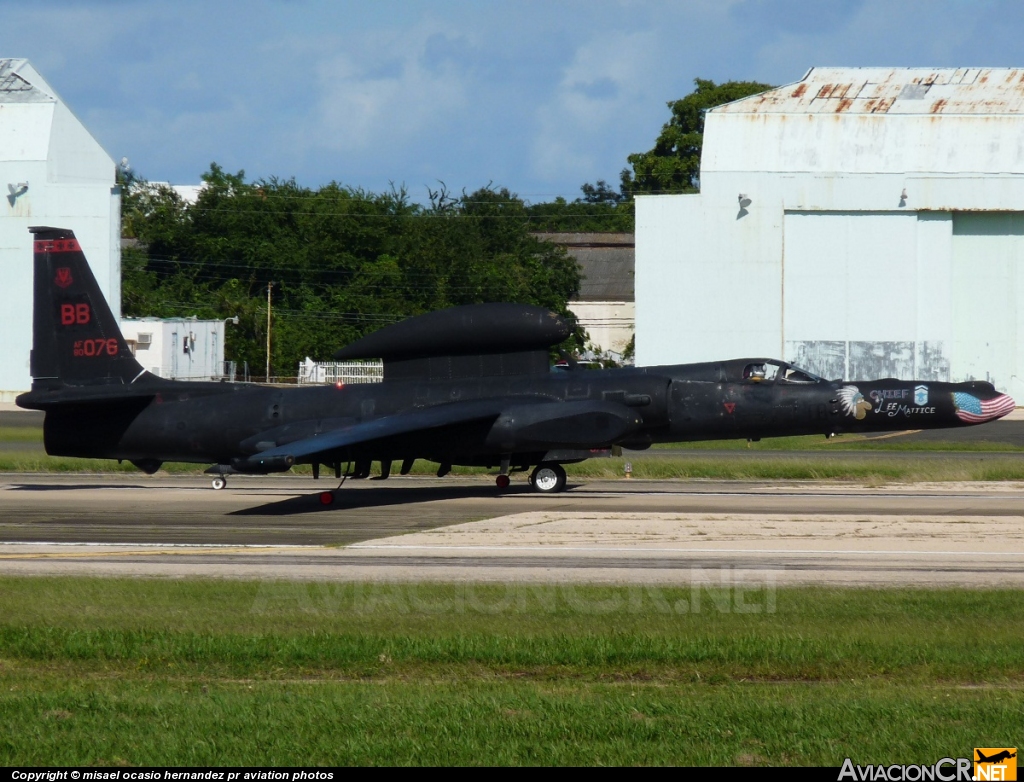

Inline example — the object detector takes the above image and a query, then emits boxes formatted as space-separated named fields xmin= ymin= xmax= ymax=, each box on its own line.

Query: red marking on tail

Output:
xmin=53 ymin=267 xmax=73 ymax=288
xmin=724 ymin=402 xmax=736 ymax=414
xmin=35 ymin=239 xmax=81 ymax=254
xmin=60 ymin=303 xmax=90 ymax=325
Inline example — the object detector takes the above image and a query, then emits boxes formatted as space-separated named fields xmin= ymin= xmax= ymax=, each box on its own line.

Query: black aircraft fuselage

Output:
xmin=17 ymin=227 xmax=1017 ymax=495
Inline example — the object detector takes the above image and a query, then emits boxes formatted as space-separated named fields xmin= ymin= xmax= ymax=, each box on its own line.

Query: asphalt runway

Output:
xmin=1 ymin=474 xmax=1022 ymax=586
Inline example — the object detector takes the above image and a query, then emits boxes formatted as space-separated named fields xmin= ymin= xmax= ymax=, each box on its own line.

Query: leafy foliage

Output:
xmin=524 ymin=195 xmax=634 ymax=233
xmin=122 ymin=165 xmax=581 ymax=378
xmin=621 ymin=78 xmax=775 ymax=195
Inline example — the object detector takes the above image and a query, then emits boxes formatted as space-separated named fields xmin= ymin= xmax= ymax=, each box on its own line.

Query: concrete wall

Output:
xmin=635 ymin=192 xmax=783 ymax=367
xmin=567 ymin=300 xmax=635 ymax=358
xmin=637 ymin=193 xmax=1024 ymax=397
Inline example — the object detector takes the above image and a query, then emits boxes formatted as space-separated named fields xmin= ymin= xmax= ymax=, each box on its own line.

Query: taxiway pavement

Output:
xmin=0 ymin=475 xmax=1021 ymax=586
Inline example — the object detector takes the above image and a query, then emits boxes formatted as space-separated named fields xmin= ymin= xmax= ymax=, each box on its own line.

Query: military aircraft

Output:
xmin=16 ymin=227 xmax=1016 ymax=501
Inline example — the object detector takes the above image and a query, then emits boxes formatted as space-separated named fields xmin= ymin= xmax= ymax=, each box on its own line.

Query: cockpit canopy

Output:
xmin=654 ymin=357 xmax=827 ymax=385
xmin=741 ymin=361 xmax=822 ymax=384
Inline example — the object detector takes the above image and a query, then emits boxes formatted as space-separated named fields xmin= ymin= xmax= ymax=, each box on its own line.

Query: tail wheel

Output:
xmin=495 ymin=474 xmax=511 ymax=489
xmin=211 ymin=477 xmax=227 ymax=491
xmin=530 ymin=463 xmax=566 ymax=494
xmin=319 ymin=491 xmax=335 ymax=506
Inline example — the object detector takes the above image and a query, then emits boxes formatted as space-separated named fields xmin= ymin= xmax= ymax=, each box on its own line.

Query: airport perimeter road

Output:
xmin=1 ymin=475 xmax=1022 ymax=586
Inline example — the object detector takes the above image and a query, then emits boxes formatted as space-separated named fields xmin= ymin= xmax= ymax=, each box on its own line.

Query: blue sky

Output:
xmin=3 ymin=0 xmax=1023 ymax=202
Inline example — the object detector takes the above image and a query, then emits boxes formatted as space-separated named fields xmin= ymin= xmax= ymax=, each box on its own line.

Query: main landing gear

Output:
xmin=492 ymin=462 xmax=567 ymax=493
xmin=529 ymin=463 xmax=567 ymax=494
xmin=208 ymin=460 xmax=568 ymax=495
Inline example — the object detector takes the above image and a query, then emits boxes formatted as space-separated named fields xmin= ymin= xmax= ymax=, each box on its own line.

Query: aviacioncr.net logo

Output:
xmin=839 ymin=758 xmax=973 ymax=781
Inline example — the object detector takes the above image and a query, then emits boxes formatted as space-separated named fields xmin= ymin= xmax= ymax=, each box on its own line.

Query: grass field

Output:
xmin=0 ymin=577 xmax=1020 ymax=765
xmin=3 ymin=424 xmax=1024 ymax=481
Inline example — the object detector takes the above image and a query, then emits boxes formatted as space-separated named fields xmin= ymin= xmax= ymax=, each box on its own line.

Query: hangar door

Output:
xmin=951 ymin=213 xmax=1024 ymax=396
xmin=783 ymin=212 xmax=919 ymax=381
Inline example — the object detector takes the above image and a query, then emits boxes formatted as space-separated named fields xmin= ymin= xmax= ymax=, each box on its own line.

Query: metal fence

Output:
xmin=297 ymin=359 xmax=384 ymax=385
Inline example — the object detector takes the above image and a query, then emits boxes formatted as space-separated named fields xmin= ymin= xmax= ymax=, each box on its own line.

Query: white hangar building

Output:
xmin=636 ymin=67 xmax=1024 ymax=399
xmin=0 ymin=58 xmax=120 ymax=401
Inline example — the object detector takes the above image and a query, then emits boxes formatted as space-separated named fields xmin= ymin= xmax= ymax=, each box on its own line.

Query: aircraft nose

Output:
xmin=993 ymin=393 xmax=1016 ymax=419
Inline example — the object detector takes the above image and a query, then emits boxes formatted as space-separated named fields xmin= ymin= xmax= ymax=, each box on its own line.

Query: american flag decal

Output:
xmin=953 ymin=392 xmax=1015 ymax=423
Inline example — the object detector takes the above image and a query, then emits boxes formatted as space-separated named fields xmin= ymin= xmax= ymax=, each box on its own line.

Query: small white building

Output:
xmin=0 ymin=59 xmax=120 ymax=400
xmin=120 ymin=318 xmax=228 ymax=381
xmin=636 ymin=67 xmax=1024 ymax=398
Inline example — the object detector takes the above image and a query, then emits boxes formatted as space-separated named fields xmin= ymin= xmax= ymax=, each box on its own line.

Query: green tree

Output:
xmin=621 ymin=78 xmax=774 ymax=195
xmin=524 ymin=177 xmax=634 ymax=233
xmin=525 ymin=195 xmax=634 ymax=233
xmin=122 ymin=166 xmax=582 ymax=379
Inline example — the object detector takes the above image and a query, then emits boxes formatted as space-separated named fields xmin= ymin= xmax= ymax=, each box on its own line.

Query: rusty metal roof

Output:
xmin=713 ymin=67 xmax=1024 ymax=116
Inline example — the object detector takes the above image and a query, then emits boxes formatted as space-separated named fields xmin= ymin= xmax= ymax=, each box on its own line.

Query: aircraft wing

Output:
xmin=241 ymin=398 xmax=513 ymax=466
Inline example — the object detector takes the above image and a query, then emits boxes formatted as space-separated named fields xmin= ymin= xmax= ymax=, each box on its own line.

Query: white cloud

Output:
xmin=5 ymin=0 xmax=1023 ymax=199
xmin=301 ymin=25 xmax=473 ymax=156
xmin=530 ymin=30 xmax=664 ymax=187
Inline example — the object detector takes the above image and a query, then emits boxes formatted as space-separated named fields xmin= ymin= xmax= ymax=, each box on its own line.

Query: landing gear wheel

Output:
xmin=530 ymin=463 xmax=566 ymax=494
xmin=495 ymin=474 xmax=511 ymax=489
xmin=211 ymin=477 xmax=227 ymax=491
xmin=319 ymin=491 xmax=335 ymax=506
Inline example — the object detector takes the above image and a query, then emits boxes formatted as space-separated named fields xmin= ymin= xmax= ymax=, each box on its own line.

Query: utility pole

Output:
xmin=266 ymin=282 xmax=274 ymax=383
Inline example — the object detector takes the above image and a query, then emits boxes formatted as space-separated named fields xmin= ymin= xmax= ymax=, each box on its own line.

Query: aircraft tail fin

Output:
xmin=28 ymin=227 xmax=149 ymax=389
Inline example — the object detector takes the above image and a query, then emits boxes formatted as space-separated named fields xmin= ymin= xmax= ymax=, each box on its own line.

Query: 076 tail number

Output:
xmin=73 ymin=338 xmax=118 ymax=357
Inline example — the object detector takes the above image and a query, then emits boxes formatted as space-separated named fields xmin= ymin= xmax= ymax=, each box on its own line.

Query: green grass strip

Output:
xmin=0 ymin=578 xmax=1022 ymax=765
xmin=1 ymin=578 xmax=1022 ymax=681
xmin=0 ymin=426 xmax=44 ymax=443
xmin=1 ymin=674 xmax=1018 ymax=766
